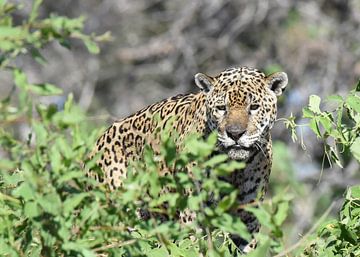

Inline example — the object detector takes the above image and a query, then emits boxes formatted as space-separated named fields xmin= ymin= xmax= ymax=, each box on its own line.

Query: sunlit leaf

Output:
xmin=350 ymin=137 xmax=360 ymax=163
xmin=63 ymin=193 xmax=88 ymax=215
xmin=12 ymin=182 xmax=35 ymax=201
xmin=309 ymin=95 xmax=322 ymax=114
xmin=346 ymin=94 xmax=360 ymax=113
xmin=326 ymin=94 xmax=343 ymax=103
xmin=203 ymin=154 xmax=228 ymax=167
xmin=245 ymin=238 xmax=271 ymax=257
xmin=37 ymin=192 xmax=62 ymax=215
xmin=309 ymin=119 xmax=321 ymax=137
xmin=216 ymin=190 xmax=237 ymax=213
xmin=273 ymin=201 xmax=289 ymax=226
xmin=24 ymin=201 xmax=41 ymax=218
xmin=302 ymin=107 xmax=314 ymax=118
xmin=32 ymin=121 xmax=48 ymax=146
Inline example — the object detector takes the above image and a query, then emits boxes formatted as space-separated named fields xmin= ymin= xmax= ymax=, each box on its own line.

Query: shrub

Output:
xmin=285 ymin=82 xmax=360 ymax=257
xmin=0 ymin=1 xmax=358 ymax=256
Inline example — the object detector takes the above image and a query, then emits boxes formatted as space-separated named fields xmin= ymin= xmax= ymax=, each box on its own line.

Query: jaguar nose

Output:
xmin=225 ymin=125 xmax=246 ymax=142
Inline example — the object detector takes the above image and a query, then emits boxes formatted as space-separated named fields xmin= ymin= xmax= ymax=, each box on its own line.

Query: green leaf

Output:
xmin=339 ymin=223 xmax=357 ymax=245
xmin=168 ymin=242 xmax=189 ymax=257
xmin=28 ymin=83 xmax=63 ymax=95
xmin=29 ymin=0 xmax=43 ymax=22
xmin=273 ymin=201 xmax=289 ymax=226
xmin=188 ymin=195 xmax=201 ymax=211
xmin=0 ymin=26 xmax=28 ymax=39
xmin=309 ymin=95 xmax=322 ymax=114
xmin=147 ymin=246 xmax=169 ymax=257
xmin=83 ymin=38 xmax=100 ymax=54
xmin=32 ymin=121 xmax=48 ymax=146
xmin=177 ymin=239 xmax=198 ymax=257
xmin=161 ymin=137 xmax=177 ymax=166
xmin=318 ymin=115 xmax=333 ymax=135
xmin=350 ymin=137 xmax=360 ymax=163
xmin=0 ymin=159 xmax=15 ymax=170
xmin=216 ymin=161 xmax=245 ymax=176
xmin=13 ymin=69 xmax=28 ymax=90
xmin=63 ymin=242 xmax=97 ymax=257
xmin=37 ymin=192 xmax=62 ymax=215
xmin=0 ymin=240 xmax=18 ymax=257
xmin=211 ymin=214 xmax=251 ymax=241
xmin=2 ymin=171 xmax=24 ymax=185
xmin=64 ymin=93 xmax=74 ymax=112
xmin=148 ymin=170 xmax=161 ymax=197
xmin=246 ymin=206 xmax=275 ymax=231
xmin=185 ymin=137 xmax=215 ymax=157
xmin=347 ymin=185 xmax=360 ymax=199
xmin=346 ymin=94 xmax=360 ymax=113
xmin=81 ymin=249 xmax=98 ymax=257
xmin=309 ymin=119 xmax=321 ymax=137
xmin=50 ymin=144 xmax=62 ymax=173
xmin=216 ymin=190 xmax=237 ymax=213
xmin=12 ymin=182 xmax=35 ymax=201
xmin=24 ymin=201 xmax=41 ymax=218
xmin=57 ymin=171 xmax=84 ymax=184
xmin=63 ymin=193 xmax=88 ymax=215
xmin=245 ymin=238 xmax=271 ymax=257
xmin=56 ymin=136 xmax=73 ymax=159
xmin=326 ymin=94 xmax=343 ymax=103
xmin=204 ymin=154 xmax=228 ymax=167
xmin=302 ymin=107 xmax=314 ymax=118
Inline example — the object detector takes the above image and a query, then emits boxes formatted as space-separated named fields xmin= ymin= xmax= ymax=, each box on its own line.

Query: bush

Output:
xmin=285 ymin=82 xmax=360 ymax=257
xmin=0 ymin=3 xmax=289 ymax=256
xmin=0 ymin=97 xmax=291 ymax=256
xmin=0 ymin=1 xmax=359 ymax=256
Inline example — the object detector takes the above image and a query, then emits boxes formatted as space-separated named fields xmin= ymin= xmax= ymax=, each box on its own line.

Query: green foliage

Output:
xmin=0 ymin=0 xmax=110 ymax=67
xmin=303 ymin=185 xmax=360 ymax=257
xmin=284 ymin=81 xmax=360 ymax=257
xmin=0 ymin=2 xmax=292 ymax=255
xmin=0 ymin=86 xmax=292 ymax=256
xmin=0 ymin=1 xmax=358 ymax=256
xmin=285 ymin=81 xmax=360 ymax=167
xmin=0 ymin=2 xmax=291 ymax=255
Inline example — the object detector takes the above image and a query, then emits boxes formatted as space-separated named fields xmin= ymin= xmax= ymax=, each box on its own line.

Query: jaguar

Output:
xmin=87 ymin=66 xmax=288 ymax=251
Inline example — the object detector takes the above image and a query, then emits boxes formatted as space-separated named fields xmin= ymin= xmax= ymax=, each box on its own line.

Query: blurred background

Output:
xmin=2 ymin=0 xmax=360 ymax=246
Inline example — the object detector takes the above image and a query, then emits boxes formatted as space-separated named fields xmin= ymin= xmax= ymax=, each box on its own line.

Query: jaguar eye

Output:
xmin=216 ymin=105 xmax=226 ymax=111
xmin=250 ymin=104 xmax=260 ymax=111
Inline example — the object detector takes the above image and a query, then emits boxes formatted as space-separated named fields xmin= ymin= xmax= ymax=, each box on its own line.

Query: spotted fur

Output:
xmin=87 ymin=66 xmax=288 ymax=251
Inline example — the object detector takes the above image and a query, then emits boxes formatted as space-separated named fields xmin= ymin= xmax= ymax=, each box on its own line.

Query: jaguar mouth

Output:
xmin=231 ymin=144 xmax=254 ymax=151
xmin=224 ymin=144 xmax=255 ymax=160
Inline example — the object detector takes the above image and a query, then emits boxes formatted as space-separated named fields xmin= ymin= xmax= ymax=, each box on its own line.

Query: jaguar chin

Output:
xmin=222 ymin=145 xmax=254 ymax=160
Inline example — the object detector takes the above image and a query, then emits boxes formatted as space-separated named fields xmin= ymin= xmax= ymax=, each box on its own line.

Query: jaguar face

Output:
xmin=195 ymin=67 xmax=288 ymax=160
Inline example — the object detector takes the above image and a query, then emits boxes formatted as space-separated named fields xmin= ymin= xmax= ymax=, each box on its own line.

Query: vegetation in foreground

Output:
xmin=0 ymin=1 xmax=359 ymax=256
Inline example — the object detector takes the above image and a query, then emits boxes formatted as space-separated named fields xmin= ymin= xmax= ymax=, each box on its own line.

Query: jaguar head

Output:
xmin=195 ymin=67 xmax=288 ymax=160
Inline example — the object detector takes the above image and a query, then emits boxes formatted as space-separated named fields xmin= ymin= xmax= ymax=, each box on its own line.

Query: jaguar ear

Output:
xmin=195 ymin=73 xmax=214 ymax=93
xmin=266 ymin=72 xmax=288 ymax=96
